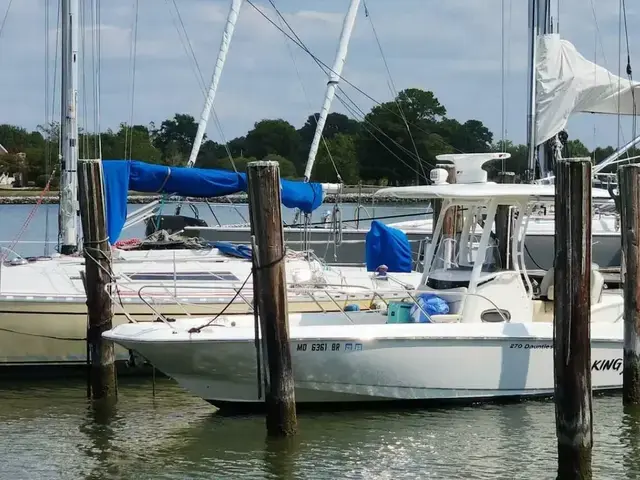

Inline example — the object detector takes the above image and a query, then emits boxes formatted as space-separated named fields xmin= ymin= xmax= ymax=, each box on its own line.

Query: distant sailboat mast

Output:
xmin=303 ymin=0 xmax=362 ymax=182
xmin=186 ymin=0 xmax=244 ymax=168
xmin=59 ymin=0 xmax=80 ymax=254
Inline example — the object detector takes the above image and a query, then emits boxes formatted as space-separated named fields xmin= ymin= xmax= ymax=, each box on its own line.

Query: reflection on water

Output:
xmin=0 ymin=378 xmax=638 ymax=479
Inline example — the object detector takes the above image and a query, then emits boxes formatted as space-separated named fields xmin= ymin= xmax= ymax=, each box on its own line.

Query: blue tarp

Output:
xmin=410 ymin=293 xmax=450 ymax=323
xmin=102 ymin=160 xmax=325 ymax=244
xmin=365 ymin=220 xmax=412 ymax=273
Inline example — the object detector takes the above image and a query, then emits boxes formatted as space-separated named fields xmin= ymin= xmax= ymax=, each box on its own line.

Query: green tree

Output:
xmin=152 ymin=114 xmax=199 ymax=163
xmin=487 ymin=140 xmax=529 ymax=179
xmin=357 ymin=88 xmax=451 ymax=184
xmin=313 ymin=133 xmax=359 ymax=183
xmin=564 ymin=139 xmax=590 ymax=158
xmin=263 ymin=154 xmax=297 ymax=179
xmin=439 ymin=118 xmax=493 ymax=153
xmin=244 ymin=119 xmax=301 ymax=167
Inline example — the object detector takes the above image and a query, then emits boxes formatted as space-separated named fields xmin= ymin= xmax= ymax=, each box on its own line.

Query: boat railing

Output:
xmin=105 ymin=278 xmax=417 ymax=326
xmin=105 ymin=275 xmax=515 ymax=326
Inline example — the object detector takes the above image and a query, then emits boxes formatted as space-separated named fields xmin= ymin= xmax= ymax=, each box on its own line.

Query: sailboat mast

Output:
xmin=303 ymin=0 xmax=361 ymax=181
xmin=525 ymin=0 xmax=539 ymax=183
xmin=59 ymin=0 xmax=79 ymax=254
xmin=186 ymin=0 xmax=243 ymax=168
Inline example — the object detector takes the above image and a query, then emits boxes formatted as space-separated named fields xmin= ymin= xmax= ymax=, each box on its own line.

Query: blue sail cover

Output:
xmin=365 ymin=220 xmax=412 ymax=273
xmin=102 ymin=160 xmax=324 ymax=243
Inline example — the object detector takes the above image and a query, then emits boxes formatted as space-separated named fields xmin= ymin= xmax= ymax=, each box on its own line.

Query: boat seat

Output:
xmin=539 ymin=265 xmax=605 ymax=305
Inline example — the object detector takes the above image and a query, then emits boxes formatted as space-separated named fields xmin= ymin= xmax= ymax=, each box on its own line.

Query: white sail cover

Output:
xmin=535 ymin=33 xmax=640 ymax=146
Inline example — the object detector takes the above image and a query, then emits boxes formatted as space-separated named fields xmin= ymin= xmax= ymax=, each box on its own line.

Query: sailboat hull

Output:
xmin=193 ymin=228 xmax=621 ymax=271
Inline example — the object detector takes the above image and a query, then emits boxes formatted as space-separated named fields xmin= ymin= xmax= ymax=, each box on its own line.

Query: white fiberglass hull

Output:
xmin=104 ymin=319 xmax=623 ymax=406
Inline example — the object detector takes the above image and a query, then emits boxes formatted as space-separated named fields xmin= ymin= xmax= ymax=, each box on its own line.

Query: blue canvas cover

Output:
xmin=102 ymin=160 xmax=325 ymax=243
xmin=410 ymin=293 xmax=450 ymax=323
xmin=365 ymin=220 xmax=412 ymax=273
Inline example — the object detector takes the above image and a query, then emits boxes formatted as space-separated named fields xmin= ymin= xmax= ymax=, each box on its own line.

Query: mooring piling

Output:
xmin=78 ymin=159 xmax=117 ymax=402
xmin=618 ymin=164 xmax=640 ymax=406
xmin=495 ymin=171 xmax=516 ymax=269
xmin=246 ymin=160 xmax=297 ymax=437
xmin=553 ymin=157 xmax=593 ymax=479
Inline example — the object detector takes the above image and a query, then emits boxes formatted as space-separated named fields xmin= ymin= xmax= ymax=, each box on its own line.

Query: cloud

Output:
xmin=0 ymin=0 xmax=636 ymax=153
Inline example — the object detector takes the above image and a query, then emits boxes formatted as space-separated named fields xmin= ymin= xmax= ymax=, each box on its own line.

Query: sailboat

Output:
xmin=0 ymin=0 xmax=422 ymax=372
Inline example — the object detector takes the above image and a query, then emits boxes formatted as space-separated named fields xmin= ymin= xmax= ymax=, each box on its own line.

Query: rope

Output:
xmin=187 ymin=253 xmax=286 ymax=334
xmin=2 ymin=169 xmax=57 ymax=261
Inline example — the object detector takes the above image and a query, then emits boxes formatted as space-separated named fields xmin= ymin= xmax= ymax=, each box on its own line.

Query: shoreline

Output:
xmin=0 ymin=192 xmax=426 ymax=205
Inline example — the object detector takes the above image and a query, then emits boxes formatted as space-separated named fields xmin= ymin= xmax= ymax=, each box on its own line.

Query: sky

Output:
xmin=0 ymin=0 xmax=637 ymax=151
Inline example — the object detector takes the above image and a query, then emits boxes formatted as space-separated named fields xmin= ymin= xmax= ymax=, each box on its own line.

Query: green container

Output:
xmin=386 ymin=302 xmax=414 ymax=323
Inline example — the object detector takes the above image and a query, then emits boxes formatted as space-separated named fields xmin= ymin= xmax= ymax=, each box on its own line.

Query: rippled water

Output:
xmin=0 ymin=378 xmax=639 ymax=479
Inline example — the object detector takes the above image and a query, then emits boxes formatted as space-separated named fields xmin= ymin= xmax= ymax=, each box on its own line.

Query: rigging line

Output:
xmin=617 ymin=0 xmax=622 ymax=149
xmin=504 ymin=0 xmax=513 ymax=146
xmin=335 ymin=86 xmax=435 ymax=171
xmin=0 ymin=0 xmax=14 ymax=45
xmin=271 ymin=2 xmax=340 ymax=180
xmin=44 ymin=0 xmax=53 ymax=256
xmin=262 ymin=0 xmax=465 ymax=162
xmin=244 ymin=0 xmax=442 ymax=146
xmin=363 ymin=0 xmax=425 ymax=182
xmin=125 ymin=0 xmax=140 ymax=161
xmin=335 ymin=91 xmax=426 ymax=178
xmin=501 ymin=0 xmax=505 ymax=170
xmin=168 ymin=0 xmax=235 ymax=168
xmin=621 ymin=0 xmax=636 ymax=139
xmin=588 ymin=0 xmax=627 ymax=148
xmin=259 ymin=0 xmax=459 ymax=166
xmin=337 ymin=90 xmax=424 ymax=166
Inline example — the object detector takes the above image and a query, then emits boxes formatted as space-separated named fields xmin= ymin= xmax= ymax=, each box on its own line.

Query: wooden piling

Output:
xmin=78 ymin=159 xmax=117 ymax=402
xmin=246 ymin=160 xmax=297 ymax=437
xmin=431 ymin=163 xmax=456 ymax=229
xmin=618 ymin=164 xmax=640 ymax=405
xmin=553 ymin=158 xmax=592 ymax=479
xmin=495 ymin=171 xmax=515 ymax=269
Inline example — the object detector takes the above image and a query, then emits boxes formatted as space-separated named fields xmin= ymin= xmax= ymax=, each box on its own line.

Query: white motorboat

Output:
xmin=103 ymin=180 xmax=624 ymax=407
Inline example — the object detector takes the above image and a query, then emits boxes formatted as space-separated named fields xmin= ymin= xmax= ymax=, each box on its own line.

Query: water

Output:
xmin=0 ymin=378 xmax=638 ymax=479
xmin=1 ymin=203 xmax=635 ymax=479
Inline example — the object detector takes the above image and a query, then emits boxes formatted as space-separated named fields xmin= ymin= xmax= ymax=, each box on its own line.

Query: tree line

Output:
xmin=0 ymin=87 xmax=633 ymax=189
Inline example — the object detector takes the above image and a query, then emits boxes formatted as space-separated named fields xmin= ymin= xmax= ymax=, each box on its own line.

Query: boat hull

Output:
xmin=105 ymin=322 xmax=624 ymax=406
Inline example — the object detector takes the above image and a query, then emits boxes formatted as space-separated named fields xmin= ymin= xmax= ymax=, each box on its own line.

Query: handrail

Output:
xmin=106 ymin=272 xmax=524 ymax=324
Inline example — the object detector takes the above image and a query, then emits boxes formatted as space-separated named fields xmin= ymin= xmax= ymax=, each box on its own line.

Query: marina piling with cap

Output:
xmin=247 ymin=160 xmax=298 ymax=437
xmin=553 ymin=158 xmax=593 ymax=478
xmin=618 ymin=164 xmax=640 ymax=406
xmin=78 ymin=159 xmax=118 ymax=402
